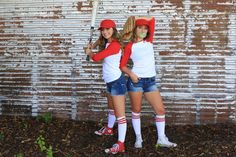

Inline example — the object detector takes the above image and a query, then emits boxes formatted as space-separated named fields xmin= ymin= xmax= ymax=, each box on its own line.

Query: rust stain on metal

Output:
xmin=0 ymin=69 xmax=31 ymax=97
xmin=207 ymin=17 xmax=229 ymax=50
xmin=41 ymin=34 xmax=72 ymax=56
xmin=0 ymin=17 xmax=5 ymax=33
xmin=9 ymin=17 xmax=25 ymax=29
xmin=169 ymin=0 xmax=183 ymax=8
xmin=169 ymin=19 xmax=186 ymax=50
xmin=0 ymin=16 xmax=31 ymax=56
xmin=191 ymin=0 xmax=236 ymax=12
xmin=1 ymin=33 xmax=30 ymax=55
xmin=154 ymin=0 xmax=183 ymax=8
xmin=191 ymin=15 xmax=230 ymax=54
xmin=35 ymin=6 xmax=64 ymax=19
xmin=76 ymin=2 xmax=83 ymax=11
xmin=76 ymin=1 xmax=92 ymax=12
xmin=159 ymin=51 xmax=172 ymax=56
xmin=192 ymin=27 xmax=206 ymax=52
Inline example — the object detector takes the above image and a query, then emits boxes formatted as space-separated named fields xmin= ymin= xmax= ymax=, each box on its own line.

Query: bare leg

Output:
xmin=111 ymin=95 xmax=127 ymax=143
xmin=111 ymin=95 xmax=125 ymax=118
xmin=144 ymin=90 xmax=177 ymax=147
xmin=106 ymin=94 xmax=116 ymax=128
xmin=144 ymin=90 xmax=165 ymax=115
xmin=105 ymin=95 xmax=127 ymax=154
xmin=129 ymin=92 xmax=143 ymax=148
xmin=129 ymin=92 xmax=143 ymax=113
xmin=94 ymin=94 xmax=115 ymax=136
xmin=107 ymin=93 xmax=114 ymax=109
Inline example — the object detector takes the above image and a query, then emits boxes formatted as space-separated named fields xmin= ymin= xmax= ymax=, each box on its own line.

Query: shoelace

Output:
xmin=110 ymin=143 xmax=119 ymax=153
xmin=162 ymin=137 xmax=176 ymax=146
xmin=165 ymin=137 xmax=174 ymax=145
xmin=98 ymin=127 xmax=106 ymax=133
xmin=136 ymin=136 xmax=142 ymax=142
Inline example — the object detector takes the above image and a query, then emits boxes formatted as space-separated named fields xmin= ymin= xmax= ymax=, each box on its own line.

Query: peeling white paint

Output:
xmin=31 ymin=45 xmax=40 ymax=117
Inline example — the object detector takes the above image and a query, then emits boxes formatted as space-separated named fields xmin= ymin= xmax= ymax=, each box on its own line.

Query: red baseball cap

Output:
xmin=135 ymin=19 xmax=149 ymax=27
xmin=98 ymin=19 xmax=116 ymax=30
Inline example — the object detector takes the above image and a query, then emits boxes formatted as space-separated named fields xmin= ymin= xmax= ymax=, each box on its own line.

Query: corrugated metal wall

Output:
xmin=0 ymin=0 xmax=235 ymax=125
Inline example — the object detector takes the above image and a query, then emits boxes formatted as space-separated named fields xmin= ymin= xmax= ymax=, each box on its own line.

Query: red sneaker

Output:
xmin=105 ymin=141 xmax=125 ymax=154
xmin=94 ymin=126 xmax=113 ymax=136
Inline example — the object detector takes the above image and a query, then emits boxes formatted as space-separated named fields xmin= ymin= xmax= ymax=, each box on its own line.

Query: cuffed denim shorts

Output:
xmin=127 ymin=76 xmax=157 ymax=92
xmin=106 ymin=74 xmax=127 ymax=96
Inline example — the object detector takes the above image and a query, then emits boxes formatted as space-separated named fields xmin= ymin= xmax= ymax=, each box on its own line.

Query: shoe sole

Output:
xmin=104 ymin=149 xmax=125 ymax=154
xmin=134 ymin=144 xmax=142 ymax=148
xmin=94 ymin=131 xmax=113 ymax=136
xmin=155 ymin=143 xmax=177 ymax=148
xmin=134 ymin=140 xmax=143 ymax=148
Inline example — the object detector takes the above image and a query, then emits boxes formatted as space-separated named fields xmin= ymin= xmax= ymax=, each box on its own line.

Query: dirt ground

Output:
xmin=0 ymin=115 xmax=236 ymax=157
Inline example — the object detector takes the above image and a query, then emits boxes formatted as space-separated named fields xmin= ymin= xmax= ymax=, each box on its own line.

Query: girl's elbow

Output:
xmin=91 ymin=56 xmax=99 ymax=62
xmin=119 ymin=66 xmax=125 ymax=71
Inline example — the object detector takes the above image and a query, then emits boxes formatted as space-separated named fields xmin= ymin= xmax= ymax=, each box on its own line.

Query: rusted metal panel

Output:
xmin=0 ymin=0 xmax=235 ymax=124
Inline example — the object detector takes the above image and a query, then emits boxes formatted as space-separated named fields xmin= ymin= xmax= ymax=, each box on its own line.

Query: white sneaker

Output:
xmin=134 ymin=135 xmax=143 ymax=148
xmin=156 ymin=136 xmax=177 ymax=148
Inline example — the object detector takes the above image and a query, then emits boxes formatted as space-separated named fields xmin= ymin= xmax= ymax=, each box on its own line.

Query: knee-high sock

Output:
xmin=107 ymin=109 xmax=116 ymax=128
xmin=132 ymin=112 xmax=141 ymax=137
xmin=155 ymin=114 xmax=166 ymax=138
xmin=117 ymin=116 xmax=127 ymax=142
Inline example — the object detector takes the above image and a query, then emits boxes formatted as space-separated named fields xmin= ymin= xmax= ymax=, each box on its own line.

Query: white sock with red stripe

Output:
xmin=132 ymin=112 xmax=142 ymax=138
xmin=117 ymin=116 xmax=127 ymax=143
xmin=107 ymin=109 xmax=116 ymax=128
xmin=155 ymin=115 xmax=166 ymax=138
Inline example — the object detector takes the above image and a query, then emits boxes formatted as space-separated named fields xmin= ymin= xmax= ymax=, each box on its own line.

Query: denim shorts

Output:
xmin=127 ymin=76 xmax=157 ymax=92
xmin=106 ymin=74 xmax=127 ymax=96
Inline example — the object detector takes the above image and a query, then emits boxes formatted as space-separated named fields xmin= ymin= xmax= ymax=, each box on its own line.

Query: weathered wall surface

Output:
xmin=0 ymin=0 xmax=235 ymax=125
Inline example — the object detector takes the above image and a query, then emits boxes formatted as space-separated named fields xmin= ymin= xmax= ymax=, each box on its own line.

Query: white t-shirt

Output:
xmin=103 ymin=43 xmax=122 ymax=83
xmin=130 ymin=41 xmax=156 ymax=78
xmin=92 ymin=41 xmax=122 ymax=83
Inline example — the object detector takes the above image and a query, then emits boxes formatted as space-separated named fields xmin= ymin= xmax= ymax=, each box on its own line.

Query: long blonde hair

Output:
xmin=122 ymin=16 xmax=150 ymax=42
xmin=121 ymin=16 xmax=136 ymax=41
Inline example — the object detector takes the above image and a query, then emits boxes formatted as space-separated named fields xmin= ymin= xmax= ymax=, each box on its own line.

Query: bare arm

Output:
xmin=120 ymin=42 xmax=139 ymax=83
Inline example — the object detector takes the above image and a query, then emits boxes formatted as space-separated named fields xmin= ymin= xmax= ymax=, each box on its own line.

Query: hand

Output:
xmin=87 ymin=43 xmax=92 ymax=49
xmin=85 ymin=47 xmax=92 ymax=55
xmin=130 ymin=73 xmax=139 ymax=83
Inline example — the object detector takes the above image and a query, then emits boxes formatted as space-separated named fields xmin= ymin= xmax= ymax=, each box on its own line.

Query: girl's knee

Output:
xmin=131 ymin=104 xmax=141 ymax=112
xmin=156 ymin=108 xmax=165 ymax=115
xmin=131 ymin=108 xmax=141 ymax=113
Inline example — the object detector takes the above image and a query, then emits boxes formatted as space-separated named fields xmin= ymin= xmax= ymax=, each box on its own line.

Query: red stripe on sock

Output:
xmin=109 ymin=111 xmax=115 ymax=115
xmin=118 ymin=119 xmax=126 ymax=123
xmin=132 ymin=115 xmax=140 ymax=119
xmin=155 ymin=118 xmax=165 ymax=122
xmin=118 ymin=118 xmax=127 ymax=124
xmin=118 ymin=121 xmax=127 ymax=124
